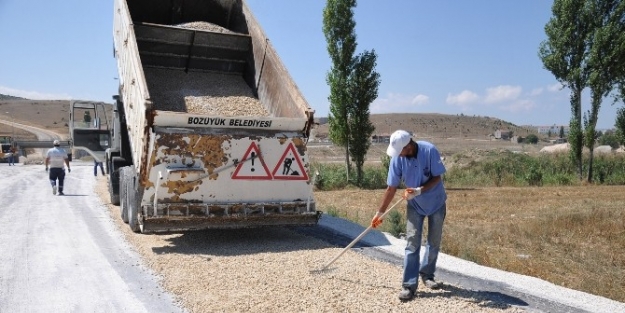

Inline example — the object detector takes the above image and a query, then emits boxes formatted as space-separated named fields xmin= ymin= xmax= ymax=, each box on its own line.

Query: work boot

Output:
xmin=52 ymin=186 xmax=57 ymax=195
xmin=422 ymin=278 xmax=442 ymax=289
xmin=58 ymin=191 xmax=65 ymax=196
xmin=398 ymin=287 xmax=415 ymax=301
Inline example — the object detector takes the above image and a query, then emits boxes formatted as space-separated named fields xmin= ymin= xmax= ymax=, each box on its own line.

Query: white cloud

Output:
xmin=547 ymin=82 xmax=563 ymax=92
xmin=499 ymin=99 xmax=536 ymax=113
xmin=411 ymin=94 xmax=429 ymax=105
xmin=370 ymin=92 xmax=430 ymax=113
xmin=446 ymin=90 xmax=479 ymax=111
xmin=530 ymin=88 xmax=543 ymax=96
xmin=0 ymin=86 xmax=72 ymax=100
xmin=484 ymin=85 xmax=522 ymax=104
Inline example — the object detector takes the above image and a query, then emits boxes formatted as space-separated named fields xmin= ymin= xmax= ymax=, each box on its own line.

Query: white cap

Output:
xmin=386 ymin=130 xmax=411 ymax=157
xmin=53 ymin=140 xmax=60 ymax=146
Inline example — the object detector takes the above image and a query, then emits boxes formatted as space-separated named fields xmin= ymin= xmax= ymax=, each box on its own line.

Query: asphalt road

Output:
xmin=0 ymin=163 xmax=186 ymax=313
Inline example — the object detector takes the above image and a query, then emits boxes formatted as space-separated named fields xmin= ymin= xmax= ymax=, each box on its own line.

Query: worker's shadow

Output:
xmin=333 ymin=277 xmax=527 ymax=309
xmin=421 ymin=284 xmax=528 ymax=309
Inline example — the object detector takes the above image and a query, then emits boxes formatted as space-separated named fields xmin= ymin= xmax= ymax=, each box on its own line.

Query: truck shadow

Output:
xmin=150 ymin=226 xmax=337 ymax=256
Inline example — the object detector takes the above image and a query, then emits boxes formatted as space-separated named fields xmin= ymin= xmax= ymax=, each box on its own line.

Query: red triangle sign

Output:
xmin=272 ymin=142 xmax=309 ymax=180
xmin=231 ymin=142 xmax=272 ymax=180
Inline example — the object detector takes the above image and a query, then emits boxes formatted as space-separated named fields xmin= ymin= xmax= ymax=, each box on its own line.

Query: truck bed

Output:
xmin=144 ymin=67 xmax=269 ymax=116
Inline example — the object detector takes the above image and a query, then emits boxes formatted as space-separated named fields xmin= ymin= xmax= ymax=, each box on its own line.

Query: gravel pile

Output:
xmin=144 ymin=68 xmax=269 ymax=117
xmin=94 ymin=177 xmax=524 ymax=312
xmin=175 ymin=21 xmax=239 ymax=34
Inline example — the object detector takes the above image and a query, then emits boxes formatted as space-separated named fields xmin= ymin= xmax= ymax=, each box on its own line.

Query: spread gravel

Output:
xmin=94 ymin=177 xmax=524 ymax=313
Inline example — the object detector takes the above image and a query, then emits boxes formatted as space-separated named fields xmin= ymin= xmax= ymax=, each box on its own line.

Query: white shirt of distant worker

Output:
xmin=45 ymin=140 xmax=71 ymax=196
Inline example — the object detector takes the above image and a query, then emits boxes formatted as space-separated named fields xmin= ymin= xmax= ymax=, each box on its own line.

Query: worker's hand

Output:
xmin=403 ymin=187 xmax=422 ymax=200
xmin=371 ymin=212 xmax=384 ymax=228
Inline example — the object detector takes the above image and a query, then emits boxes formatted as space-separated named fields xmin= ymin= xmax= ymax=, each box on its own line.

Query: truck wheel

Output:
xmin=108 ymin=157 xmax=125 ymax=206
xmin=127 ymin=187 xmax=140 ymax=233
xmin=120 ymin=167 xmax=129 ymax=223
xmin=108 ymin=161 xmax=120 ymax=205
xmin=127 ymin=166 xmax=141 ymax=233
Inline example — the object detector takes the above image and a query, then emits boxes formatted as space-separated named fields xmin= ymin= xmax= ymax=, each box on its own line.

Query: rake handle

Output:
xmin=320 ymin=197 xmax=405 ymax=271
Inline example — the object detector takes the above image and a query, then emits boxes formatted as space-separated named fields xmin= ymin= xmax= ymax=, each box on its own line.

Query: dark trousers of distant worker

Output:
xmin=94 ymin=161 xmax=104 ymax=176
xmin=49 ymin=168 xmax=66 ymax=193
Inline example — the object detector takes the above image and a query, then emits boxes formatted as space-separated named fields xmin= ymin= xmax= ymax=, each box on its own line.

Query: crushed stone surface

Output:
xmin=94 ymin=177 xmax=524 ymax=313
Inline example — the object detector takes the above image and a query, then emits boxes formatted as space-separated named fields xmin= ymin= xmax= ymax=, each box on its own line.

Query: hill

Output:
xmin=1 ymin=94 xmax=539 ymax=142
xmin=0 ymin=94 xmax=27 ymax=100
xmin=312 ymin=113 xmax=538 ymax=141
xmin=0 ymin=99 xmax=70 ymax=139
xmin=1 ymin=97 xmax=548 ymax=160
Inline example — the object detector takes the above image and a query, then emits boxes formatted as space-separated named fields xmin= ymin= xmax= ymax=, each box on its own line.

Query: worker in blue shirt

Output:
xmin=371 ymin=130 xmax=447 ymax=301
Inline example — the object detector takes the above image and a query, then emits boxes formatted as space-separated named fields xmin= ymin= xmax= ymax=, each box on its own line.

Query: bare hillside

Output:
xmin=0 ymin=99 xmax=70 ymax=137
xmin=313 ymin=113 xmax=538 ymax=140
xmin=1 ymin=97 xmax=546 ymax=160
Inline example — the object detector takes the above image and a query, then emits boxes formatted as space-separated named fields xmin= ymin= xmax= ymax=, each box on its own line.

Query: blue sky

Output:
xmin=0 ymin=0 xmax=621 ymax=129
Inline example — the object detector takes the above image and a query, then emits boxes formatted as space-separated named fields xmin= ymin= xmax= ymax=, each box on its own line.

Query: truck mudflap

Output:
xmin=138 ymin=200 xmax=320 ymax=233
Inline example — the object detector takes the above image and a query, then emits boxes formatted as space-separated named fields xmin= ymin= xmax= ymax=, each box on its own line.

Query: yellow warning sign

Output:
xmin=272 ymin=142 xmax=308 ymax=180
xmin=231 ymin=142 xmax=272 ymax=180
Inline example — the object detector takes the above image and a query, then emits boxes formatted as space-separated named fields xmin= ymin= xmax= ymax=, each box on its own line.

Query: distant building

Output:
xmin=537 ymin=124 xmax=569 ymax=137
xmin=494 ymin=129 xmax=513 ymax=140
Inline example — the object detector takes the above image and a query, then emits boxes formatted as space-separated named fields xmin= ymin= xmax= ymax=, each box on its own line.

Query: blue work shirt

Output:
xmin=387 ymin=141 xmax=447 ymax=216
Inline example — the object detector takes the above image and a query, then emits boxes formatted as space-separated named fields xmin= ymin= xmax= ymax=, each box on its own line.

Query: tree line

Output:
xmin=323 ymin=0 xmax=624 ymax=186
xmin=539 ymin=0 xmax=625 ymax=182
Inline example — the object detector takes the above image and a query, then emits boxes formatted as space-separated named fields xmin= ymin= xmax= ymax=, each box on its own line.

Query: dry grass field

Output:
xmin=3 ymin=97 xmax=624 ymax=303
xmin=315 ymin=186 xmax=625 ymax=303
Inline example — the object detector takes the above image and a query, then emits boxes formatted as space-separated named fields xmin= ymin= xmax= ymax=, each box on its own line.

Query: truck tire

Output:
xmin=108 ymin=164 xmax=120 ymax=205
xmin=108 ymin=157 xmax=125 ymax=205
xmin=127 ymin=166 xmax=141 ymax=233
xmin=120 ymin=167 xmax=129 ymax=223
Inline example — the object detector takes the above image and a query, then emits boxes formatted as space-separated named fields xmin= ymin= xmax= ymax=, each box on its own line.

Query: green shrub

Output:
xmin=385 ymin=210 xmax=405 ymax=238
xmin=325 ymin=205 xmax=340 ymax=217
xmin=524 ymin=166 xmax=543 ymax=186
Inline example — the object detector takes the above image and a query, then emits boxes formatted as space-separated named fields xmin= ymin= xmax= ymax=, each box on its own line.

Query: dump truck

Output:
xmin=70 ymin=0 xmax=320 ymax=233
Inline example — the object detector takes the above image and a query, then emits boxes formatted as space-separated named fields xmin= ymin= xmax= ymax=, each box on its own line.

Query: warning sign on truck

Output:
xmin=271 ymin=143 xmax=308 ymax=180
xmin=231 ymin=142 xmax=272 ymax=180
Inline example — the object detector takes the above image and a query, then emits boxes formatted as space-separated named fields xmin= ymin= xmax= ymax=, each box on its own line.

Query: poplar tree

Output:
xmin=323 ymin=0 xmax=380 ymax=184
xmin=349 ymin=50 xmax=379 ymax=183
xmin=539 ymin=0 xmax=593 ymax=179
xmin=584 ymin=0 xmax=625 ymax=182
xmin=323 ymin=0 xmax=356 ymax=181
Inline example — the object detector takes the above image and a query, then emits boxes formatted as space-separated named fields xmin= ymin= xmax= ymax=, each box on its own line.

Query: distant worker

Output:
xmin=45 ymin=140 xmax=71 ymax=195
xmin=371 ymin=130 xmax=448 ymax=301
xmin=94 ymin=159 xmax=105 ymax=176
xmin=83 ymin=111 xmax=92 ymax=127
xmin=8 ymin=145 xmax=17 ymax=166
